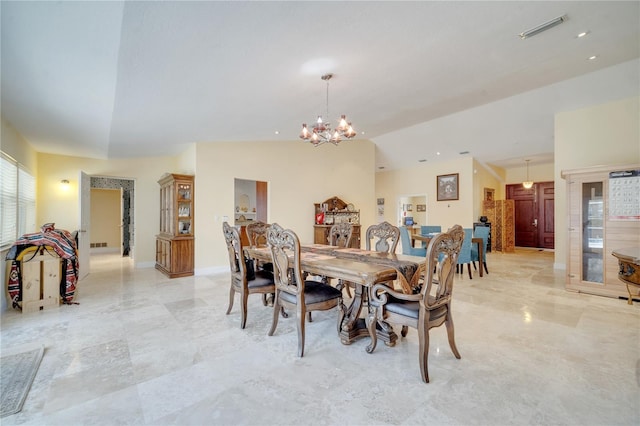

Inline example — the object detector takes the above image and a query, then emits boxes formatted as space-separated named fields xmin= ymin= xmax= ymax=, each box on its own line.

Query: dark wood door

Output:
xmin=506 ymin=181 xmax=554 ymax=249
xmin=256 ymin=181 xmax=268 ymax=222
xmin=538 ymin=182 xmax=555 ymax=249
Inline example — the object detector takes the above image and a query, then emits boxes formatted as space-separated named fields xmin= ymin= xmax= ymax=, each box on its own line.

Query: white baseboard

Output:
xmin=196 ymin=265 xmax=227 ymax=276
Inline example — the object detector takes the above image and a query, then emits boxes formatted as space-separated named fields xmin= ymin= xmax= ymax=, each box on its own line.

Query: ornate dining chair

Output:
xmin=246 ymin=220 xmax=273 ymax=274
xmin=328 ymin=223 xmax=353 ymax=248
xmin=369 ymin=224 xmax=465 ymax=383
xmin=399 ymin=226 xmax=427 ymax=257
xmin=366 ymin=221 xmax=400 ymax=254
xmin=456 ymin=228 xmax=473 ymax=279
xmin=471 ymin=226 xmax=490 ymax=275
xmin=222 ymin=222 xmax=275 ymax=329
xmin=246 ymin=220 xmax=269 ymax=248
xmin=267 ymin=223 xmax=344 ymax=357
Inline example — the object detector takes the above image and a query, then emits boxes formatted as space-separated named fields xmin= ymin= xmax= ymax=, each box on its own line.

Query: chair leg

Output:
xmin=418 ymin=317 xmax=430 ymax=383
xmin=401 ymin=325 xmax=409 ymax=337
xmin=483 ymin=261 xmax=489 ymax=274
xmin=445 ymin=311 xmax=461 ymax=360
xmin=467 ymin=263 xmax=472 ymax=279
xmin=472 ymin=261 xmax=477 ymax=270
xmin=268 ymin=292 xmax=281 ymax=336
xmin=240 ymin=291 xmax=249 ymax=329
xmin=297 ymin=304 xmax=306 ymax=357
xmin=226 ymin=286 xmax=235 ymax=315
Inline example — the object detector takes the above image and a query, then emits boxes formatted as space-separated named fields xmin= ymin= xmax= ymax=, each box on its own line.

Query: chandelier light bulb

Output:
xmin=300 ymin=124 xmax=310 ymax=139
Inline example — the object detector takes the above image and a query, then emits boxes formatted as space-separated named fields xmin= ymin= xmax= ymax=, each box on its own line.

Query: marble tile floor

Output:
xmin=1 ymin=249 xmax=638 ymax=426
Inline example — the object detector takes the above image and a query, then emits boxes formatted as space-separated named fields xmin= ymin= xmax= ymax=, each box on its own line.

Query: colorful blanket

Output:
xmin=5 ymin=224 xmax=79 ymax=309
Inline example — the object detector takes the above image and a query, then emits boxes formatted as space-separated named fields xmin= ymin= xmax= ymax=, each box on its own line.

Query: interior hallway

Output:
xmin=1 ymin=249 xmax=638 ymax=425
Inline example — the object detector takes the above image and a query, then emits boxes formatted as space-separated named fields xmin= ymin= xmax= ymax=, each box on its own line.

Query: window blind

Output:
xmin=1 ymin=152 xmax=36 ymax=248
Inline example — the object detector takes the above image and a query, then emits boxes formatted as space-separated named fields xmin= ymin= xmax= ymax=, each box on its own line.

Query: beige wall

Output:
xmin=375 ymin=157 xmax=476 ymax=230
xmin=194 ymin=139 xmax=376 ymax=274
xmin=36 ymin=153 xmax=179 ymax=267
xmin=90 ymin=188 xmax=121 ymax=249
xmin=1 ymin=118 xmax=38 ymax=176
xmin=554 ymin=96 xmax=640 ymax=268
xmin=505 ymin=162 xmax=554 ymax=185
xmin=473 ymin=160 xmax=505 ymax=221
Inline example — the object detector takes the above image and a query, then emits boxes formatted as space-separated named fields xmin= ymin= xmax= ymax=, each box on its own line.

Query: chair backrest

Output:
xmin=222 ymin=222 xmax=249 ymax=283
xmin=366 ymin=221 xmax=400 ymax=253
xmin=420 ymin=225 xmax=442 ymax=235
xmin=328 ymin=223 xmax=353 ymax=248
xmin=399 ymin=226 xmax=413 ymax=255
xmin=473 ymin=226 xmax=490 ymax=260
xmin=267 ymin=223 xmax=305 ymax=298
xmin=246 ymin=221 xmax=270 ymax=248
xmin=421 ymin=224 xmax=464 ymax=307
xmin=456 ymin=228 xmax=473 ymax=264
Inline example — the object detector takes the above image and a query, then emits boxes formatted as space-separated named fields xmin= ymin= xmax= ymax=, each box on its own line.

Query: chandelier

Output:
xmin=300 ymin=73 xmax=356 ymax=146
xmin=522 ymin=159 xmax=534 ymax=189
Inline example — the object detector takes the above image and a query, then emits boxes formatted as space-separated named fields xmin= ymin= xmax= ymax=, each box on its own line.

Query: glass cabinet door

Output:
xmin=177 ymin=182 xmax=192 ymax=235
xmin=581 ymin=181 xmax=603 ymax=283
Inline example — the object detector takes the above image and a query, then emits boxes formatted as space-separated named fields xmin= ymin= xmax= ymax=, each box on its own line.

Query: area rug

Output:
xmin=1 ymin=345 xmax=44 ymax=418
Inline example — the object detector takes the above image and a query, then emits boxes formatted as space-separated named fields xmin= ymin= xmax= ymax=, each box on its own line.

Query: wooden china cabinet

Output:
xmin=314 ymin=196 xmax=361 ymax=248
xmin=156 ymin=173 xmax=194 ymax=278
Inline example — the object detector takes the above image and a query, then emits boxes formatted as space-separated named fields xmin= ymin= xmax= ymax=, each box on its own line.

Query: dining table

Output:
xmin=244 ymin=244 xmax=424 ymax=352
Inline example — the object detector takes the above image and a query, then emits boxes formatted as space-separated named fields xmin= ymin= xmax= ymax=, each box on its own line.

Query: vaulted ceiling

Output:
xmin=2 ymin=1 xmax=638 ymax=171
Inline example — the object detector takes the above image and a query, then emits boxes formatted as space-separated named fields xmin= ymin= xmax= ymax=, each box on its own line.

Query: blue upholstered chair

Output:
xmin=456 ymin=228 xmax=473 ymax=279
xmin=471 ymin=226 xmax=490 ymax=275
xmin=420 ymin=225 xmax=442 ymax=247
xmin=400 ymin=226 xmax=426 ymax=257
xmin=420 ymin=225 xmax=442 ymax=235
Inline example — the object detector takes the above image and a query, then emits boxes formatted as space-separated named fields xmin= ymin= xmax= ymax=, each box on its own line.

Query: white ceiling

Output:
xmin=2 ymin=1 xmax=639 ymax=171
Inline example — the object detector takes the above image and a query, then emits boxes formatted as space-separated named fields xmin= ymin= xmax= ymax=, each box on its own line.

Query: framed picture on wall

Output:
xmin=437 ymin=173 xmax=459 ymax=201
xmin=484 ymin=187 xmax=495 ymax=202
xmin=416 ymin=204 xmax=426 ymax=212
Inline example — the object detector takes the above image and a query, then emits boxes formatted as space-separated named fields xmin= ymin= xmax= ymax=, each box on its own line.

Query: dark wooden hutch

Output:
xmin=314 ymin=196 xmax=361 ymax=248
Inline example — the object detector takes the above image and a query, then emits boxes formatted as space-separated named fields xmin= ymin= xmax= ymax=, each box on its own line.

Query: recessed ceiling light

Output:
xmin=588 ymin=55 xmax=598 ymax=60
xmin=436 ymin=152 xmax=441 ymax=156
xmin=577 ymin=31 xmax=589 ymax=38
xmin=361 ymin=131 xmax=365 ymax=135
xmin=274 ymin=130 xmax=280 ymax=135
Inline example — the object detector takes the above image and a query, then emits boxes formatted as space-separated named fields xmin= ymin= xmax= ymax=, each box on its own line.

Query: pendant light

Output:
xmin=522 ymin=159 xmax=534 ymax=189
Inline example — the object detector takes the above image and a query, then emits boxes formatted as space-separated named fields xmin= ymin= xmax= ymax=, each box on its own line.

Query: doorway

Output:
xmin=506 ymin=182 xmax=554 ymax=249
xmin=234 ymin=178 xmax=268 ymax=245
xmin=90 ymin=177 xmax=135 ymax=257
xmin=397 ymin=194 xmax=427 ymax=228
